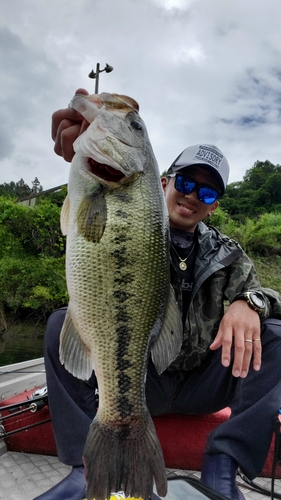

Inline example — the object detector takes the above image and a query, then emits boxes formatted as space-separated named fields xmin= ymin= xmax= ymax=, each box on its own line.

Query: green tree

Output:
xmin=0 ymin=255 xmax=67 ymax=320
xmin=0 ymin=197 xmax=65 ymax=259
xmin=0 ymin=178 xmax=32 ymax=198
xmin=220 ymin=161 xmax=281 ymax=217
xmin=15 ymin=178 xmax=32 ymax=198
xmin=0 ymin=196 xmax=67 ymax=322
xmin=31 ymin=177 xmax=43 ymax=194
xmin=243 ymin=160 xmax=280 ymax=186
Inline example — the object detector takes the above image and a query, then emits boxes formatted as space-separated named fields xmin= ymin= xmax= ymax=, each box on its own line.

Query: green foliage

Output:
xmin=0 ymin=177 xmax=43 ymax=199
xmin=37 ymin=185 xmax=67 ymax=207
xmin=0 ymin=194 xmax=67 ymax=322
xmin=244 ymin=160 xmax=279 ymax=184
xmin=252 ymin=255 xmax=281 ymax=295
xmin=206 ymin=206 xmax=227 ymax=228
xmin=208 ymin=209 xmax=281 ymax=293
xmin=32 ymin=177 xmax=43 ymax=194
xmin=220 ymin=160 xmax=281 ymax=217
xmin=243 ymin=213 xmax=281 ymax=255
xmin=0 ymin=255 xmax=67 ymax=320
xmin=209 ymin=210 xmax=281 ymax=256
xmin=2 ymin=157 xmax=281 ymax=324
xmin=0 ymin=197 xmax=65 ymax=258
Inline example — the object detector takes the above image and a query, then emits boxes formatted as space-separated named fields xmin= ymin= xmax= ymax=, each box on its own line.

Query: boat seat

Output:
xmin=153 ymin=409 xmax=279 ymax=478
xmin=1 ymin=392 xmax=280 ymax=478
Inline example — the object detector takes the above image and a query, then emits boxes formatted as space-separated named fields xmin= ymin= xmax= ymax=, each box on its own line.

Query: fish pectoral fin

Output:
xmin=60 ymin=194 xmax=70 ymax=235
xmin=76 ymin=185 xmax=107 ymax=243
xmin=151 ymin=284 xmax=183 ymax=374
xmin=59 ymin=307 xmax=93 ymax=380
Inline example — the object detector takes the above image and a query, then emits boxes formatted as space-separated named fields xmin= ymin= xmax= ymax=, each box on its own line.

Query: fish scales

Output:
xmin=66 ymin=175 xmax=168 ymax=500
xmin=67 ymin=174 xmax=169 ymax=407
xmin=59 ymin=93 xmax=182 ymax=500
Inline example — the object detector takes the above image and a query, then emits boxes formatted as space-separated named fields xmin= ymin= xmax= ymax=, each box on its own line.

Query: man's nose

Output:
xmin=184 ymin=189 xmax=198 ymax=201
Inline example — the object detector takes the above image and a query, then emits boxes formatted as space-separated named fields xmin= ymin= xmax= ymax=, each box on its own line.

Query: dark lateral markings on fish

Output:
xmin=59 ymin=92 xmax=173 ymax=500
xmin=114 ymin=233 xmax=132 ymax=244
xmin=115 ymin=305 xmax=132 ymax=322
xmin=113 ymin=290 xmax=132 ymax=302
xmin=115 ymin=209 xmax=128 ymax=218
xmin=114 ymin=273 xmax=134 ymax=285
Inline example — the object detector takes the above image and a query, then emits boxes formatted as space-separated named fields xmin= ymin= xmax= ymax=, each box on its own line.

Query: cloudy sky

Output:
xmin=1 ymin=0 xmax=281 ymax=190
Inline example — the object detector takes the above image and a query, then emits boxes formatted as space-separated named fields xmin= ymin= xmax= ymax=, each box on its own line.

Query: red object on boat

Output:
xmin=153 ymin=410 xmax=280 ymax=478
xmin=1 ymin=391 xmax=280 ymax=478
xmin=0 ymin=388 xmax=57 ymax=456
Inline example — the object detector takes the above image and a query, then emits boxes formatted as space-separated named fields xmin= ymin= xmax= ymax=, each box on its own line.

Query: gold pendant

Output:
xmin=179 ymin=261 xmax=187 ymax=271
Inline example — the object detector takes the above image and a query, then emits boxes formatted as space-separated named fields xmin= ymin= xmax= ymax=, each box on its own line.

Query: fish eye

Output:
xmin=131 ymin=121 xmax=143 ymax=130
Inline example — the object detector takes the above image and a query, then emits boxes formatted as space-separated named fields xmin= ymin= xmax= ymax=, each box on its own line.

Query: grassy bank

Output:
xmin=251 ymin=254 xmax=281 ymax=295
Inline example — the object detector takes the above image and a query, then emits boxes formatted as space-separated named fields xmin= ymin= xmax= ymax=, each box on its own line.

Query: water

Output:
xmin=0 ymin=319 xmax=45 ymax=366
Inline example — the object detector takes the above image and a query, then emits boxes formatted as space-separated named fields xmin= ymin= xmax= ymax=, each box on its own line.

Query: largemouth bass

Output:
xmin=59 ymin=92 xmax=182 ymax=500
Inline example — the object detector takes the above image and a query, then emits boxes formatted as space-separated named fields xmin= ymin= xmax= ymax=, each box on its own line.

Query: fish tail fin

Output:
xmin=83 ymin=414 xmax=167 ymax=500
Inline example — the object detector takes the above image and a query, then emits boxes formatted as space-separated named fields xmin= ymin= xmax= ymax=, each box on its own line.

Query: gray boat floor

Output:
xmin=1 ymin=451 xmax=281 ymax=500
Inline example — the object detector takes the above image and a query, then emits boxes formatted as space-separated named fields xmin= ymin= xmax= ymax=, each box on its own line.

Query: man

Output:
xmin=35 ymin=92 xmax=281 ymax=500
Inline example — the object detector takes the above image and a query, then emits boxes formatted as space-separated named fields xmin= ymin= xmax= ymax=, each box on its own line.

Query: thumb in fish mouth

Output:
xmin=69 ymin=93 xmax=140 ymax=125
xmin=69 ymin=94 xmax=103 ymax=123
xmin=99 ymin=93 xmax=139 ymax=112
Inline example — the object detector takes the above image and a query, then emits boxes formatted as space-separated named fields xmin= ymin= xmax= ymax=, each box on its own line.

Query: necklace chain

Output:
xmin=171 ymin=242 xmax=195 ymax=271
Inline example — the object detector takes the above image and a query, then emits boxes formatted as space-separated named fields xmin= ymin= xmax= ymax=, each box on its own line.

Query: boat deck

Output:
xmin=1 ymin=359 xmax=281 ymax=500
xmin=0 ymin=358 xmax=46 ymax=403
xmin=0 ymin=450 xmax=281 ymax=500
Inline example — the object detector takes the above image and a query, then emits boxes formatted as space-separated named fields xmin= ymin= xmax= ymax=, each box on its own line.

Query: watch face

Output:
xmin=251 ymin=293 xmax=265 ymax=309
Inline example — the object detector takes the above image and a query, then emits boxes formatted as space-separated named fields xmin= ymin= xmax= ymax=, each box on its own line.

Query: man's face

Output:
xmin=161 ymin=166 xmax=220 ymax=232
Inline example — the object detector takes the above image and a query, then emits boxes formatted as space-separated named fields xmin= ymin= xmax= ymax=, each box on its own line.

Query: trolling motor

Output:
xmin=0 ymin=386 xmax=50 ymax=439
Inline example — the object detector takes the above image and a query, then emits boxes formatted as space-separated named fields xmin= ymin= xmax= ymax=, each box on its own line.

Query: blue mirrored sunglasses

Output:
xmin=169 ymin=174 xmax=220 ymax=205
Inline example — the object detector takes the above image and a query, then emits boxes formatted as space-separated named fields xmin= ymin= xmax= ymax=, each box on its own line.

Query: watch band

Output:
xmin=231 ymin=291 xmax=266 ymax=314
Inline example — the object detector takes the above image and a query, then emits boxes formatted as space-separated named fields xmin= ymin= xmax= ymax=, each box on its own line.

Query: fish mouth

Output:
xmin=87 ymin=157 xmax=125 ymax=182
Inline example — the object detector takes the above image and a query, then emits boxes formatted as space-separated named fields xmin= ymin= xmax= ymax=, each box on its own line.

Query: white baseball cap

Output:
xmin=167 ymin=144 xmax=229 ymax=194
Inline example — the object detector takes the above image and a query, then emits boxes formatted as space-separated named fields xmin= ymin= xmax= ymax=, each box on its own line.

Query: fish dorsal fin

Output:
xmin=76 ymin=185 xmax=107 ymax=243
xmin=60 ymin=194 xmax=70 ymax=236
xmin=151 ymin=284 xmax=183 ymax=374
xmin=59 ymin=306 xmax=94 ymax=380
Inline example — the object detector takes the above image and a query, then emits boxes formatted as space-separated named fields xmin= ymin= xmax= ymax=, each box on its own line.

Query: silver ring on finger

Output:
xmin=245 ymin=339 xmax=253 ymax=343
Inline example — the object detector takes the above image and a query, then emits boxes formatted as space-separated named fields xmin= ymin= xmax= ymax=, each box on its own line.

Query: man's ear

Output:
xmin=208 ymin=200 xmax=219 ymax=216
xmin=161 ymin=176 xmax=168 ymax=192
